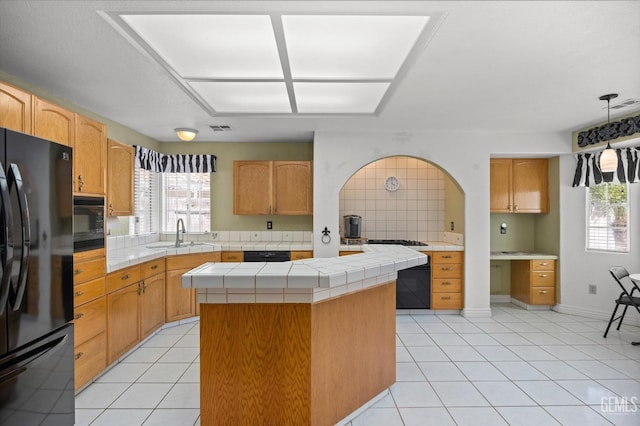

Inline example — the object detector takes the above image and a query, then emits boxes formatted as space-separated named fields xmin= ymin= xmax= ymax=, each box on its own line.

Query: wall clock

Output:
xmin=384 ymin=176 xmax=400 ymax=192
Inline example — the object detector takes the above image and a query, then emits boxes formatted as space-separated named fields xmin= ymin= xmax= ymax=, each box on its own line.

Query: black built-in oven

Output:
xmin=73 ymin=196 xmax=105 ymax=252
xmin=367 ymin=240 xmax=431 ymax=309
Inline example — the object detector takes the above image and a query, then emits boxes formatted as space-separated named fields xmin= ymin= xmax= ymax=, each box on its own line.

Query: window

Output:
xmin=130 ymin=168 xmax=159 ymax=235
xmin=586 ymin=183 xmax=629 ymax=252
xmin=161 ymin=173 xmax=211 ymax=233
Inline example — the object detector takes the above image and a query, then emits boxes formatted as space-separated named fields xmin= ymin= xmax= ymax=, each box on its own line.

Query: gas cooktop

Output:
xmin=366 ymin=239 xmax=428 ymax=247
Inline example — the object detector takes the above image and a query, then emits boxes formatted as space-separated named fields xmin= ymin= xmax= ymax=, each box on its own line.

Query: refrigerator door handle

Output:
xmin=7 ymin=164 xmax=30 ymax=311
xmin=0 ymin=163 xmax=14 ymax=316
xmin=0 ymin=334 xmax=68 ymax=386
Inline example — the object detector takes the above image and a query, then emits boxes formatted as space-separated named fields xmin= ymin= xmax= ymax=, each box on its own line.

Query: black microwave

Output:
xmin=73 ymin=196 xmax=105 ymax=252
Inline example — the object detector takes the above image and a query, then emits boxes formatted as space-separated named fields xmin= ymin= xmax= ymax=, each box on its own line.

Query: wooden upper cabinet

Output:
xmin=107 ymin=139 xmax=134 ymax=216
xmin=273 ymin=161 xmax=313 ymax=215
xmin=233 ymin=161 xmax=273 ymax=215
xmin=0 ymin=81 xmax=33 ymax=133
xmin=490 ymin=158 xmax=548 ymax=213
xmin=74 ymin=114 xmax=107 ymax=196
xmin=233 ymin=160 xmax=313 ymax=215
xmin=512 ymin=159 xmax=548 ymax=213
xmin=34 ymin=97 xmax=75 ymax=146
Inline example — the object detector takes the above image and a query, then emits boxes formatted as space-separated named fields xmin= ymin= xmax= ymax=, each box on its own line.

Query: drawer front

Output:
xmin=431 ymin=293 xmax=463 ymax=309
xmin=532 ymin=259 xmax=555 ymax=271
xmin=73 ymin=248 xmax=106 ymax=263
xmin=531 ymin=271 xmax=555 ymax=287
xmin=141 ymin=259 xmax=165 ymax=279
xmin=74 ymin=331 xmax=106 ymax=390
xmin=432 ymin=263 xmax=462 ymax=279
xmin=166 ymin=252 xmax=221 ymax=270
xmin=531 ymin=286 xmax=555 ymax=305
xmin=106 ymin=266 xmax=141 ymax=293
xmin=73 ymin=276 xmax=105 ymax=307
xmin=291 ymin=250 xmax=313 ymax=261
xmin=73 ymin=257 xmax=105 ymax=285
xmin=339 ymin=251 xmax=358 ymax=256
xmin=432 ymin=278 xmax=462 ymax=293
xmin=74 ymin=297 xmax=106 ymax=345
xmin=221 ymin=251 xmax=243 ymax=262
xmin=431 ymin=251 xmax=463 ymax=264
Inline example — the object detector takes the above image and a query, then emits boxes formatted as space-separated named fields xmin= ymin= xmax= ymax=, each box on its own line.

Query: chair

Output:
xmin=603 ymin=266 xmax=640 ymax=342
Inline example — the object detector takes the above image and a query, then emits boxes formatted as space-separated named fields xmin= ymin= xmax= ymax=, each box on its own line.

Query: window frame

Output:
xmin=585 ymin=182 xmax=630 ymax=253
xmin=160 ymin=172 xmax=211 ymax=234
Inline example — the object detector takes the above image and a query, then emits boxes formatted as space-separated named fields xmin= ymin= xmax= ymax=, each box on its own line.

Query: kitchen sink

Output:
xmin=145 ymin=242 xmax=213 ymax=250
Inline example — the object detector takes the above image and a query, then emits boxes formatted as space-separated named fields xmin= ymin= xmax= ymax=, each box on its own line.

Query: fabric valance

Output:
xmin=572 ymin=146 xmax=640 ymax=187
xmin=134 ymin=145 xmax=216 ymax=173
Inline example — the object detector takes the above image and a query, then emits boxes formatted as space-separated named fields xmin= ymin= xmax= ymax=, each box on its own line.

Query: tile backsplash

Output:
xmin=339 ymin=157 xmax=445 ymax=242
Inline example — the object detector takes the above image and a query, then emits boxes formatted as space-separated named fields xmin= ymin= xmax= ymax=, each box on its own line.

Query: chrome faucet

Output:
xmin=175 ymin=218 xmax=186 ymax=247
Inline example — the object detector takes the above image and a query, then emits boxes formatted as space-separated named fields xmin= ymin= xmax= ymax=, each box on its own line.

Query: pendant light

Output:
xmin=175 ymin=128 xmax=199 ymax=141
xmin=598 ymin=93 xmax=618 ymax=173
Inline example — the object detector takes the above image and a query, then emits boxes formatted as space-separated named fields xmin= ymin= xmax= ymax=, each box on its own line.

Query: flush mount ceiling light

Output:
xmin=107 ymin=12 xmax=434 ymax=116
xmin=598 ymin=93 xmax=619 ymax=173
xmin=175 ymin=128 xmax=198 ymax=141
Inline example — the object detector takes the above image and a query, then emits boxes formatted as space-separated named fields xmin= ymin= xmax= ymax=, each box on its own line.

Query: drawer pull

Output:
xmin=442 ymin=296 xmax=451 ymax=300
xmin=442 ymin=255 xmax=452 ymax=259
xmin=151 ymin=265 xmax=158 ymax=270
xmin=442 ymin=281 xmax=452 ymax=286
xmin=538 ymin=274 xmax=548 ymax=278
xmin=74 ymin=291 xmax=84 ymax=297
xmin=121 ymin=274 xmax=129 ymax=280
xmin=539 ymin=290 xmax=548 ymax=294
xmin=441 ymin=267 xmax=452 ymax=271
xmin=74 ymin=313 xmax=84 ymax=320
xmin=75 ymin=352 xmax=84 ymax=360
xmin=74 ymin=269 xmax=83 ymax=275
xmin=538 ymin=262 xmax=549 ymax=266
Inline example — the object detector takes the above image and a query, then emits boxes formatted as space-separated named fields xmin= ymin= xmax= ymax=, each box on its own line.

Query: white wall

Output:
xmin=557 ymin=154 xmax=640 ymax=325
xmin=313 ymin=130 xmax=568 ymax=317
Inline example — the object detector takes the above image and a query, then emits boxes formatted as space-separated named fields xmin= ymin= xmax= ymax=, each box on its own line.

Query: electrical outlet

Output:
xmin=267 ymin=221 xmax=272 ymax=229
xmin=589 ymin=284 xmax=597 ymax=294
xmin=500 ymin=223 xmax=507 ymax=234
xmin=450 ymin=221 xmax=454 ymax=231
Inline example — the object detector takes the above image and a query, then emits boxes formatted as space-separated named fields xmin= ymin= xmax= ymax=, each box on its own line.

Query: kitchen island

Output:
xmin=182 ymin=245 xmax=427 ymax=426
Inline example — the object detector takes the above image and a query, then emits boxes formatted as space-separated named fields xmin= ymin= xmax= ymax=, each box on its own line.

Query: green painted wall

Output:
xmin=161 ymin=142 xmax=314 ymax=230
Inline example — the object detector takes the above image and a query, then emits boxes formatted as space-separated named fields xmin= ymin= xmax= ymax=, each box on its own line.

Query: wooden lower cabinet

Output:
xmin=511 ymin=259 xmax=556 ymax=305
xmin=166 ymin=252 xmax=221 ymax=322
xmin=107 ymin=283 xmax=140 ymax=364
xmin=221 ymin=251 xmax=243 ymax=262
xmin=429 ymin=251 xmax=464 ymax=310
xmin=140 ymin=273 xmax=165 ymax=339
xmin=291 ymin=250 xmax=313 ymax=260
xmin=74 ymin=332 xmax=107 ymax=391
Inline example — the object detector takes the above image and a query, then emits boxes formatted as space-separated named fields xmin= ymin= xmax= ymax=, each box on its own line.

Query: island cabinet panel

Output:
xmin=0 ymin=81 xmax=33 ymax=133
xmin=33 ymin=97 xmax=75 ymax=146
xmin=74 ymin=114 xmax=107 ymax=195
xmin=199 ymin=281 xmax=396 ymax=426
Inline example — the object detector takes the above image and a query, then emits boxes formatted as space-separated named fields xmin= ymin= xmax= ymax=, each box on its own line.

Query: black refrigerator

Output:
xmin=0 ymin=128 xmax=75 ymax=425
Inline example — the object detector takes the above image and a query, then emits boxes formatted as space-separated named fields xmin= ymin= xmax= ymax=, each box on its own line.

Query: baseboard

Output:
xmin=490 ymin=295 xmax=511 ymax=303
xmin=510 ymin=298 xmax=552 ymax=311
xmin=553 ymin=303 xmax=640 ymax=326
xmin=461 ymin=307 xmax=492 ymax=318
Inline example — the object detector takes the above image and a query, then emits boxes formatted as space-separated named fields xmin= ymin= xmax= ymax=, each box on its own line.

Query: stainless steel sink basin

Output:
xmin=146 ymin=242 xmax=213 ymax=250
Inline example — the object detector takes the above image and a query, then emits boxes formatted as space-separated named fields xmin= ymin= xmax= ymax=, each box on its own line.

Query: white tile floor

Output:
xmin=75 ymin=304 xmax=640 ymax=425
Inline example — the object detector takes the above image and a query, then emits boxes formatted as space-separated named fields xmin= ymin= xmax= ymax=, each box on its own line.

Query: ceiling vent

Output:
xmin=607 ymin=98 xmax=640 ymax=110
xmin=210 ymin=125 xmax=234 ymax=132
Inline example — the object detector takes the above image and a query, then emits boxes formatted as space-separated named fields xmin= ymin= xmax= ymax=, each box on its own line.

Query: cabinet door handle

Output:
xmin=74 ymin=291 xmax=84 ymax=297
xmin=539 ymin=290 xmax=548 ymax=294
xmin=121 ymin=274 xmax=129 ymax=280
xmin=74 ymin=313 xmax=84 ymax=320
xmin=74 ymin=268 xmax=83 ymax=275
xmin=442 ymin=281 xmax=452 ymax=286
xmin=143 ymin=282 xmax=147 ymax=293
xmin=75 ymin=352 xmax=84 ymax=360
xmin=137 ymin=282 xmax=143 ymax=295
xmin=151 ymin=265 xmax=158 ymax=270
xmin=538 ymin=274 xmax=548 ymax=278
xmin=442 ymin=296 xmax=451 ymax=300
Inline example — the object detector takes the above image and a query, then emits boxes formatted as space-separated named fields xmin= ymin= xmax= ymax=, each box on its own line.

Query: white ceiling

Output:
xmin=1 ymin=1 xmax=639 ymax=143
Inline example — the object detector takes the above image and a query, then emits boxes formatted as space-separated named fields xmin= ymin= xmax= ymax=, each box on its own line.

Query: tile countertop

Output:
xmin=339 ymin=242 xmax=463 ymax=252
xmin=490 ymin=251 xmax=558 ymax=260
xmin=183 ymin=245 xmax=428 ymax=304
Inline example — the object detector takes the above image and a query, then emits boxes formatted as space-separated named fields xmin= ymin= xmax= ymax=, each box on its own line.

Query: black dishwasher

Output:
xmin=243 ymin=251 xmax=291 ymax=262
